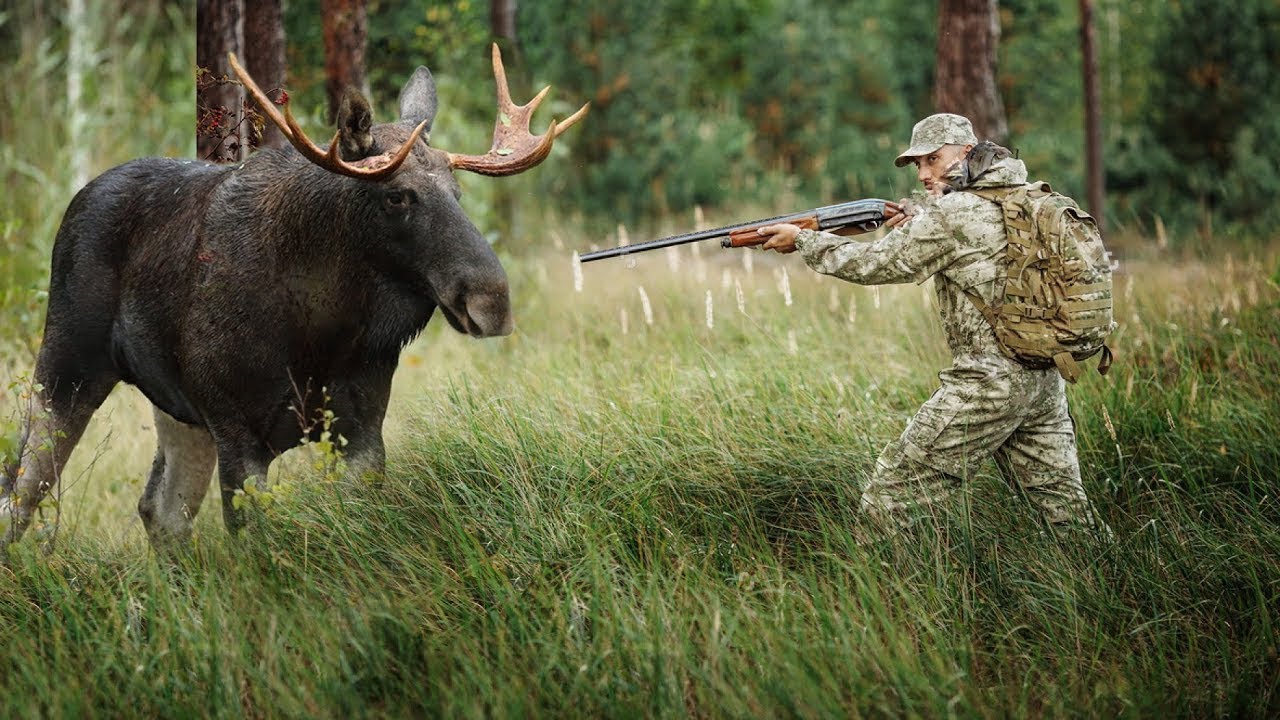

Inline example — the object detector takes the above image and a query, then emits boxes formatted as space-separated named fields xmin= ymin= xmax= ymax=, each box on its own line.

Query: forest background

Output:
xmin=5 ymin=0 xmax=1280 ymax=269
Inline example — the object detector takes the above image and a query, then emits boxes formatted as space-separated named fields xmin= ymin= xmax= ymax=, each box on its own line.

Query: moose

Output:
xmin=1 ymin=45 xmax=586 ymax=554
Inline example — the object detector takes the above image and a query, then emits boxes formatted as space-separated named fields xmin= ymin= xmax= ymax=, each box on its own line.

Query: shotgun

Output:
xmin=577 ymin=198 xmax=889 ymax=263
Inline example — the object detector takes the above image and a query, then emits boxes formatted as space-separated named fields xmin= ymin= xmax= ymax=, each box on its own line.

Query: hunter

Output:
xmin=756 ymin=113 xmax=1111 ymax=539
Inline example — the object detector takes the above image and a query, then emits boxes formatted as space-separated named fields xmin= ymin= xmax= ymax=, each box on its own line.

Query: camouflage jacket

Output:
xmin=795 ymin=156 xmax=1031 ymax=371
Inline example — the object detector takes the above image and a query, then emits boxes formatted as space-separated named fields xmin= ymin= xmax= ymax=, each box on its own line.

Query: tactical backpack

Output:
xmin=964 ymin=183 xmax=1116 ymax=383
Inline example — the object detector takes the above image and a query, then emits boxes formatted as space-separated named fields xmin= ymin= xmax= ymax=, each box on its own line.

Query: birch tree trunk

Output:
xmin=66 ymin=0 xmax=91 ymax=189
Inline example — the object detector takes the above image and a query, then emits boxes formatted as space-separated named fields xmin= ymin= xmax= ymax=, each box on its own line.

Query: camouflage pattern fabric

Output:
xmin=895 ymin=113 xmax=980 ymax=167
xmin=794 ymin=155 xmax=1110 ymax=536
xmin=864 ymin=357 xmax=1107 ymax=534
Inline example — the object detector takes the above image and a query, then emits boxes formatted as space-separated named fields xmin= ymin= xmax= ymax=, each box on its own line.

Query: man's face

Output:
xmin=912 ymin=143 xmax=972 ymax=195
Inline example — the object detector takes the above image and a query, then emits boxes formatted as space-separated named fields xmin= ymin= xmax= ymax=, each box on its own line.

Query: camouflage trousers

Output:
xmin=861 ymin=358 xmax=1110 ymax=537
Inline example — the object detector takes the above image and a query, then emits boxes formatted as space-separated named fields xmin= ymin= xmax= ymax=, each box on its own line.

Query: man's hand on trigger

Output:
xmin=883 ymin=199 xmax=911 ymax=229
xmin=761 ymin=199 xmax=909 ymax=251
xmin=758 ymin=223 xmax=801 ymax=254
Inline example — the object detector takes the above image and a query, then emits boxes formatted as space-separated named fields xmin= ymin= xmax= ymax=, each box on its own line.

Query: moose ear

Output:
xmin=336 ymin=87 xmax=376 ymax=161
xmin=397 ymin=67 xmax=438 ymax=133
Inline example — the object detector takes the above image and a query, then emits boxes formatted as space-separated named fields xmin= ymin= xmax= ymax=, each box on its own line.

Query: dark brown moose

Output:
xmin=1 ymin=45 xmax=586 ymax=554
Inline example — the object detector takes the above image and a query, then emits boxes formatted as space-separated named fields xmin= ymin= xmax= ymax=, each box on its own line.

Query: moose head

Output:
xmin=1 ymin=45 xmax=586 ymax=556
xmin=230 ymin=45 xmax=588 ymax=338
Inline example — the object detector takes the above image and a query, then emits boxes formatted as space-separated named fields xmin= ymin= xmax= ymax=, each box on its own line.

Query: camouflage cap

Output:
xmin=894 ymin=113 xmax=979 ymax=167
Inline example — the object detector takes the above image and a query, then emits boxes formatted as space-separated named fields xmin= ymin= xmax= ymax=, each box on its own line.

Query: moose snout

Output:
xmin=461 ymin=287 xmax=513 ymax=337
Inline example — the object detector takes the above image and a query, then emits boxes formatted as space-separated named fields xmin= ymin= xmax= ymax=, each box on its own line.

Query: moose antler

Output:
xmin=447 ymin=43 xmax=589 ymax=177
xmin=228 ymin=52 xmax=427 ymax=181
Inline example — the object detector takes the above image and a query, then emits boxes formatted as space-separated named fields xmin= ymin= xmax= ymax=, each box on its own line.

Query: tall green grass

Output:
xmin=2 ymin=234 xmax=1278 ymax=717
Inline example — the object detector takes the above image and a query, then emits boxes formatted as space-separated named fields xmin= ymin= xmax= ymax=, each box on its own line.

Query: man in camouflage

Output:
xmin=757 ymin=113 xmax=1111 ymax=538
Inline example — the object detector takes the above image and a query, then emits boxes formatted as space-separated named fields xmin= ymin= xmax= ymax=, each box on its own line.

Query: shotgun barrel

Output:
xmin=578 ymin=198 xmax=889 ymax=263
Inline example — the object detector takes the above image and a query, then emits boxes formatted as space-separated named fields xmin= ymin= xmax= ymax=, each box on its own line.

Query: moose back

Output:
xmin=0 ymin=46 xmax=586 ymax=553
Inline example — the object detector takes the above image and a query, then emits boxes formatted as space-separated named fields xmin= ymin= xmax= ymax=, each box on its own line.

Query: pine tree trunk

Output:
xmin=244 ymin=0 xmax=287 ymax=150
xmin=934 ymin=0 xmax=1008 ymax=143
xmin=1080 ymin=0 xmax=1105 ymax=233
xmin=491 ymin=0 xmax=518 ymax=46
xmin=197 ymin=0 xmax=245 ymax=162
xmin=322 ymin=0 xmax=368 ymax=123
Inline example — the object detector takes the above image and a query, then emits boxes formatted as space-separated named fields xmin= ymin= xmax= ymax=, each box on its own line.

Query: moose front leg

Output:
xmin=210 ymin=430 xmax=273 ymax=535
xmin=329 ymin=363 xmax=396 ymax=485
xmin=341 ymin=432 xmax=386 ymax=485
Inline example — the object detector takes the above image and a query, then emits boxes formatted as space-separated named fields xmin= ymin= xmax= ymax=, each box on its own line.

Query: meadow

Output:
xmin=1 ymin=222 xmax=1278 ymax=717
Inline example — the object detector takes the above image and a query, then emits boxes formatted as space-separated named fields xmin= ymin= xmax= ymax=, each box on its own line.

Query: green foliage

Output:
xmin=739 ymin=2 xmax=916 ymax=199
xmin=513 ymin=0 xmax=1279 ymax=239
xmin=284 ymin=0 xmax=491 ymax=112
xmin=0 ymin=1 xmax=193 ymax=342
xmin=518 ymin=0 xmax=927 ymax=224
xmin=276 ymin=0 xmax=1280 ymax=240
xmin=1112 ymin=0 xmax=1280 ymax=235
xmin=998 ymin=0 xmax=1084 ymax=197
xmin=1150 ymin=0 xmax=1277 ymax=176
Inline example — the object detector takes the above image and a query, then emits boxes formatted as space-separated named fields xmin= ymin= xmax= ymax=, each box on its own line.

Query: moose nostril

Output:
xmin=464 ymin=291 xmax=513 ymax=337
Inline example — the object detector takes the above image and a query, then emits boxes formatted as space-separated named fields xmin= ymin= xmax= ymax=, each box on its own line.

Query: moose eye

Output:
xmin=384 ymin=188 xmax=417 ymax=210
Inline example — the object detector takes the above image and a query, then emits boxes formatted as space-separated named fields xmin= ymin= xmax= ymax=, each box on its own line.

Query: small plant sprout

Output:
xmin=1101 ymin=403 xmax=1118 ymax=443
xmin=637 ymin=286 xmax=653 ymax=326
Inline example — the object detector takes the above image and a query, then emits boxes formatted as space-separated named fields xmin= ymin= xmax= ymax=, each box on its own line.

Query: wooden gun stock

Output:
xmin=724 ymin=216 xmax=820 ymax=248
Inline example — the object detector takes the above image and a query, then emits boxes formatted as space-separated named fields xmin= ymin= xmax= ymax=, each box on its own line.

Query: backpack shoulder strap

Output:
xmin=967 ymin=187 xmax=1012 ymax=203
xmin=968 ymin=182 xmax=1050 ymax=202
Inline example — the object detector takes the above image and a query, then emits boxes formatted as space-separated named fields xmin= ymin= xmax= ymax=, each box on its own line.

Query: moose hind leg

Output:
xmin=2 ymin=377 xmax=114 ymax=550
xmin=138 ymin=407 xmax=217 ymax=548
